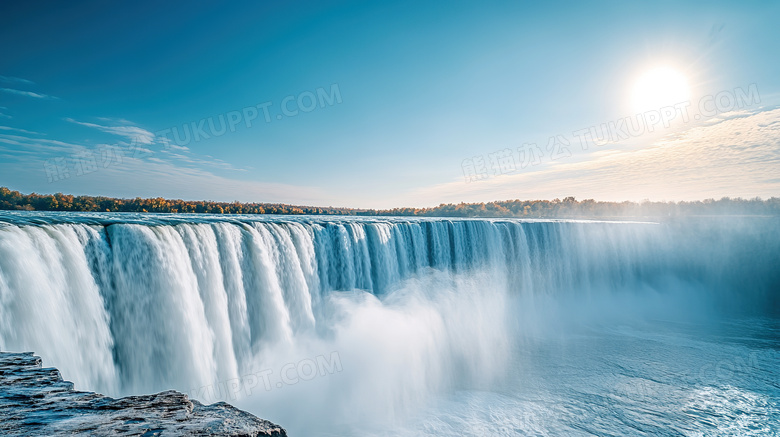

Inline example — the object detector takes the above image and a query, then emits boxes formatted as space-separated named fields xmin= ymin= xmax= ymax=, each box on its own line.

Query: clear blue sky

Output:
xmin=1 ymin=0 xmax=778 ymax=208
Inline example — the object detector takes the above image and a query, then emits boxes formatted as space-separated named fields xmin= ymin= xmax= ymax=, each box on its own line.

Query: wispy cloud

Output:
xmin=96 ymin=116 xmax=134 ymax=124
xmin=0 ymin=126 xmax=43 ymax=135
xmin=0 ymin=133 xmax=85 ymax=153
xmin=0 ymin=88 xmax=58 ymax=100
xmin=389 ymin=107 xmax=780 ymax=208
xmin=65 ymin=118 xmax=155 ymax=144
xmin=0 ymin=130 xmax=328 ymax=205
xmin=0 ymin=76 xmax=34 ymax=85
xmin=160 ymin=149 xmax=245 ymax=171
xmin=65 ymin=116 xmax=247 ymax=171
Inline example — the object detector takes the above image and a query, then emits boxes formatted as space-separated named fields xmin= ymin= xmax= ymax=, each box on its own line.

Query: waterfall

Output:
xmin=0 ymin=214 xmax=777 ymax=430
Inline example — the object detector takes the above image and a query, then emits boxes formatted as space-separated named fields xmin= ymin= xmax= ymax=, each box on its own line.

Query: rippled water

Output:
xmin=366 ymin=318 xmax=780 ymax=437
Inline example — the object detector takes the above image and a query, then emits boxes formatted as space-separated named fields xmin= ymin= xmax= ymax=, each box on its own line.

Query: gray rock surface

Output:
xmin=0 ymin=352 xmax=287 ymax=436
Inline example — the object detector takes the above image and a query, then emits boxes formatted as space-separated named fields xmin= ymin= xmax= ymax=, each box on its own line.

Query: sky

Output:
xmin=0 ymin=0 xmax=778 ymax=208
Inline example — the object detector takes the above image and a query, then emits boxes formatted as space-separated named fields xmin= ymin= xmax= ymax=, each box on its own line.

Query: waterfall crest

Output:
xmin=0 ymin=215 xmax=777 ymax=400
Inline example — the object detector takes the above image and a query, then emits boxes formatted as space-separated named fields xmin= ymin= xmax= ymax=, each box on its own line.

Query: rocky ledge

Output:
xmin=0 ymin=352 xmax=286 ymax=436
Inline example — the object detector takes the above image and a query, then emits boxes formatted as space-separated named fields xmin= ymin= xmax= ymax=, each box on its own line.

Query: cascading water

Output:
xmin=0 ymin=212 xmax=778 ymax=436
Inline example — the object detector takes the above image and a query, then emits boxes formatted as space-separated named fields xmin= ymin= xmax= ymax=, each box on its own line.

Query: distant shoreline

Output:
xmin=1 ymin=187 xmax=778 ymax=218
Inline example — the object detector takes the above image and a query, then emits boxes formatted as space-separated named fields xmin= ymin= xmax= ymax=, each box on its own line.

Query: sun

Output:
xmin=630 ymin=66 xmax=690 ymax=114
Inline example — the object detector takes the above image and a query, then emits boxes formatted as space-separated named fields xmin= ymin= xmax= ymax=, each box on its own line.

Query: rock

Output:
xmin=0 ymin=352 xmax=286 ymax=436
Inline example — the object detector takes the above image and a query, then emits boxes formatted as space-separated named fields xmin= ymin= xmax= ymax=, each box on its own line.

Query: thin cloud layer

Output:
xmin=0 ymin=137 xmax=330 ymax=205
xmin=63 ymin=117 xmax=242 ymax=171
xmin=0 ymin=118 xmax=316 ymax=204
xmin=65 ymin=118 xmax=156 ymax=145
xmin=0 ymin=76 xmax=34 ymax=85
xmin=0 ymin=88 xmax=57 ymax=100
xmin=394 ymin=108 xmax=780 ymax=208
xmin=0 ymin=126 xmax=43 ymax=135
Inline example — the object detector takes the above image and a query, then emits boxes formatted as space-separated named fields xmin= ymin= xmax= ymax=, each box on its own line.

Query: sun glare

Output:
xmin=631 ymin=66 xmax=690 ymax=114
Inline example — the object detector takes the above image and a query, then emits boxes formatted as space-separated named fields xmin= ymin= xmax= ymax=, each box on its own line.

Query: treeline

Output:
xmin=372 ymin=196 xmax=780 ymax=218
xmin=0 ymin=187 xmax=361 ymax=215
xmin=1 ymin=187 xmax=779 ymax=218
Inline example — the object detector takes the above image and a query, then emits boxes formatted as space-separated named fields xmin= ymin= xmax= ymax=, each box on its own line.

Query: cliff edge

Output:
xmin=0 ymin=352 xmax=286 ymax=436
